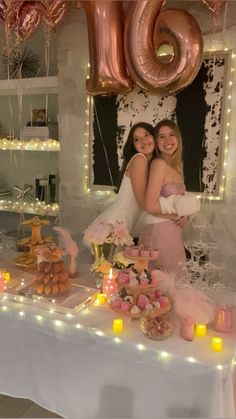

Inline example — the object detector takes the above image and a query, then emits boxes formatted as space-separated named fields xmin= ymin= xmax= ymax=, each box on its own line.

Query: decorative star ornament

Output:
xmin=13 ymin=184 xmax=34 ymax=200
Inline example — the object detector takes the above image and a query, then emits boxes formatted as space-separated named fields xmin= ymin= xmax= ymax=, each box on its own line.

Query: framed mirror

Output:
xmin=89 ymin=50 xmax=231 ymax=199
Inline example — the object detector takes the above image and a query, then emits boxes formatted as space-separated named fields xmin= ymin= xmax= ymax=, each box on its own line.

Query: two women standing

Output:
xmin=85 ymin=119 xmax=191 ymax=274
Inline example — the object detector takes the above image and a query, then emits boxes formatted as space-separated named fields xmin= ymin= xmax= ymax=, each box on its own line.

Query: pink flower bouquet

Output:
xmin=84 ymin=218 xmax=133 ymax=247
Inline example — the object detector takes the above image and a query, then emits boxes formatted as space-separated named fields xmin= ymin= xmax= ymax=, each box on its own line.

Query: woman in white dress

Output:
xmin=83 ymin=122 xmax=158 ymax=246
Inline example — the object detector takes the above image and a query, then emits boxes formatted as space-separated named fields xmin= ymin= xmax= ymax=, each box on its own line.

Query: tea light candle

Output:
xmin=5 ymin=272 xmax=10 ymax=282
xmin=113 ymin=318 xmax=123 ymax=333
xmin=195 ymin=324 xmax=206 ymax=337
xmin=96 ymin=293 xmax=106 ymax=305
xmin=211 ymin=337 xmax=223 ymax=352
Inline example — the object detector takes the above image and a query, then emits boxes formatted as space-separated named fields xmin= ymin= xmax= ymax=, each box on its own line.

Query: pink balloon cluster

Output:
xmin=0 ymin=0 xmax=69 ymax=40
xmin=81 ymin=0 xmax=203 ymax=96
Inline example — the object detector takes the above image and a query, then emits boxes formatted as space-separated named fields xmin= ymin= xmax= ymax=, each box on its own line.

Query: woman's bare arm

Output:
xmin=128 ymin=154 xmax=149 ymax=209
xmin=144 ymin=159 xmax=166 ymax=215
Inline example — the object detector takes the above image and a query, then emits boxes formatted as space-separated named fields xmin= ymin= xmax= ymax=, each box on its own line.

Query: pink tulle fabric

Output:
xmin=139 ymin=182 xmax=186 ymax=275
xmin=139 ymin=220 xmax=186 ymax=275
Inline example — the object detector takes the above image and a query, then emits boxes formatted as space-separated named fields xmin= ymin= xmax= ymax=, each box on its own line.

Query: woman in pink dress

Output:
xmin=139 ymin=119 xmax=187 ymax=275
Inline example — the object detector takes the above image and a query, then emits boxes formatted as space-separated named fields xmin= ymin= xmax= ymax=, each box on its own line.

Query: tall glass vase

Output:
xmin=91 ymin=243 xmax=117 ymax=261
xmin=102 ymin=243 xmax=117 ymax=261
xmin=92 ymin=243 xmax=104 ymax=260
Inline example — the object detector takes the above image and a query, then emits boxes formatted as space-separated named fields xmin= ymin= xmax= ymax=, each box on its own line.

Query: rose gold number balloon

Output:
xmin=81 ymin=0 xmax=133 ymax=96
xmin=124 ymin=0 xmax=203 ymax=95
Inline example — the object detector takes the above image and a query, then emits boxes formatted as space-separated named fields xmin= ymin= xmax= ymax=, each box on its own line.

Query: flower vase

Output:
xmin=92 ymin=243 xmax=104 ymax=260
xmin=103 ymin=243 xmax=117 ymax=261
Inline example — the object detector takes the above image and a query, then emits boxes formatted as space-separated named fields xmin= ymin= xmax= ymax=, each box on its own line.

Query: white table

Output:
xmin=0 ymin=259 xmax=235 ymax=419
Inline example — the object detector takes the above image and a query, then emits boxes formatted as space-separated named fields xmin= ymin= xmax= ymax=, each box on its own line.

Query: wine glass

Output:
xmin=191 ymin=213 xmax=210 ymax=241
xmin=205 ymin=241 xmax=218 ymax=262
xmin=184 ymin=240 xmax=196 ymax=261
xmin=190 ymin=241 xmax=209 ymax=265
xmin=185 ymin=260 xmax=204 ymax=284
xmin=203 ymin=262 xmax=225 ymax=287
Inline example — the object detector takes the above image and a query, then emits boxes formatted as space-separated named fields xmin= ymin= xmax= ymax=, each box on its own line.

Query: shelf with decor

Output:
xmin=0 ymin=198 xmax=59 ymax=216
xmin=0 ymin=138 xmax=60 ymax=151
xmin=0 ymin=76 xmax=60 ymax=216
xmin=0 ymin=76 xmax=58 ymax=96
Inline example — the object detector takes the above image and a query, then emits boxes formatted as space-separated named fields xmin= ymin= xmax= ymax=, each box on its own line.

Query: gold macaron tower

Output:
xmin=14 ymin=216 xmax=54 ymax=268
xmin=33 ymin=245 xmax=71 ymax=297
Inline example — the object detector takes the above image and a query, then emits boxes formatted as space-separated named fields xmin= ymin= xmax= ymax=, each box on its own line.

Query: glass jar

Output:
xmin=140 ymin=312 xmax=174 ymax=340
xmin=215 ymin=304 xmax=233 ymax=333
xmin=180 ymin=317 xmax=195 ymax=341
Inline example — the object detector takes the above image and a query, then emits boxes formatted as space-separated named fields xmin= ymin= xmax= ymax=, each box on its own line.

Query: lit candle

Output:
xmin=211 ymin=337 xmax=223 ymax=352
xmin=113 ymin=318 xmax=123 ymax=333
xmin=103 ymin=269 xmax=117 ymax=299
xmin=195 ymin=324 xmax=206 ymax=337
xmin=5 ymin=272 xmax=10 ymax=282
xmin=96 ymin=293 xmax=106 ymax=305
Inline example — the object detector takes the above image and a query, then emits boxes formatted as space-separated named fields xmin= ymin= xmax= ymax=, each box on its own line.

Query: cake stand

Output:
xmin=123 ymin=251 xmax=159 ymax=272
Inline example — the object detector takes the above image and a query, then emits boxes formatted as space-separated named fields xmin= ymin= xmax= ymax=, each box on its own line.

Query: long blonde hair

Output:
xmin=154 ymin=119 xmax=183 ymax=175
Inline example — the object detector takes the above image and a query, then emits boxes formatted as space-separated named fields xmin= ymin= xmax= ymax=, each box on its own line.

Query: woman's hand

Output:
xmin=174 ymin=216 xmax=189 ymax=228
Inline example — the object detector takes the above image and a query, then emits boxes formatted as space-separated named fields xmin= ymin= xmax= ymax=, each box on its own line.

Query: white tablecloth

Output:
xmin=0 ymin=259 xmax=235 ymax=419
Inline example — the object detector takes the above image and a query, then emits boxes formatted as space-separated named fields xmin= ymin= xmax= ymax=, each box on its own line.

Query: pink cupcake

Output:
xmin=151 ymin=277 xmax=158 ymax=285
xmin=117 ymin=271 xmax=130 ymax=284
xmin=140 ymin=249 xmax=150 ymax=258
xmin=137 ymin=294 xmax=150 ymax=310
xmin=120 ymin=301 xmax=130 ymax=312
xmin=159 ymin=296 xmax=169 ymax=308
xmin=112 ymin=296 xmax=123 ymax=309
xmin=154 ymin=290 xmax=162 ymax=300
xmin=140 ymin=276 xmax=149 ymax=286
xmin=150 ymin=249 xmax=159 ymax=258
xmin=130 ymin=246 xmax=140 ymax=257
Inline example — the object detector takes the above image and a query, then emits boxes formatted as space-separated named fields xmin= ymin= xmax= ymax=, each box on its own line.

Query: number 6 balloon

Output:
xmin=124 ymin=0 xmax=203 ymax=95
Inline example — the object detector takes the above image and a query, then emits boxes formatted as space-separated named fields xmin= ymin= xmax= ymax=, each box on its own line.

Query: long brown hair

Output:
xmin=154 ymin=119 xmax=183 ymax=175
xmin=116 ymin=122 xmax=156 ymax=191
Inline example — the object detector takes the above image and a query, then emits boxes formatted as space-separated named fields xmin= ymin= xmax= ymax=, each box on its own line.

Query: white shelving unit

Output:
xmin=0 ymin=76 xmax=60 ymax=216
xmin=0 ymin=76 xmax=58 ymax=96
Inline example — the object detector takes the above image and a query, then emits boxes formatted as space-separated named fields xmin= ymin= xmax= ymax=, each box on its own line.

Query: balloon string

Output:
xmin=94 ymin=102 xmax=114 ymax=186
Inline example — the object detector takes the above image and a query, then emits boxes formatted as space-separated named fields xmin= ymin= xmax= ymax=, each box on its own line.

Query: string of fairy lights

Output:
xmin=0 ymin=292 xmax=233 ymax=371
xmin=0 ymin=138 xmax=60 ymax=151
xmin=196 ymin=49 xmax=235 ymax=201
xmin=83 ymin=63 xmax=112 ymax=198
